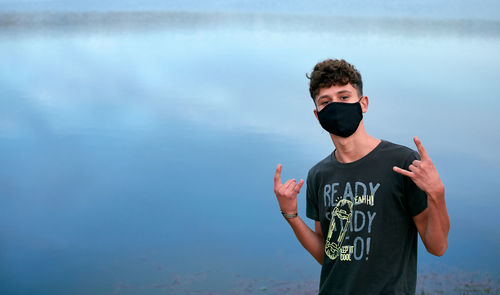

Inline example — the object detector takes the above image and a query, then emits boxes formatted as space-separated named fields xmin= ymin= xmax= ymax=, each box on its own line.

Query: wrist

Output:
xmin=428 ymin=184 xmax=445 ymax=202
xmin=281 ymin=210 xmax=298 ymax=219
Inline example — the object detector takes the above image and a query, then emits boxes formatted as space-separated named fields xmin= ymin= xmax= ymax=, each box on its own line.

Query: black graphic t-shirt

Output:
xmin=306 ymin=140 xmax=427 ymax=295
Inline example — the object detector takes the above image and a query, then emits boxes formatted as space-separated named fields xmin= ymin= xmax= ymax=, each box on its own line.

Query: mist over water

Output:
xmin=1 ymin=11 xmax=500 ymax=38
xmin=1 ymin=3 xmax=499 ymax=294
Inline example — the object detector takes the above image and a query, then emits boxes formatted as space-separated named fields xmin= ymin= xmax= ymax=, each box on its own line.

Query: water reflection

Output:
xmin=0 ymin=9 xmax=499 ymax=294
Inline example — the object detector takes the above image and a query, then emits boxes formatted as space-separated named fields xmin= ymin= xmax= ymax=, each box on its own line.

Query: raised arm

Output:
xmin=393 ymin=137 xmax=450 ymax=256
xmin=274 ymin=164 xmax=325 ymax=264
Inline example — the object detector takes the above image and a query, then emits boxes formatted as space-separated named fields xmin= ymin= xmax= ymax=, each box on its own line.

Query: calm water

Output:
xmin=1 ymin=7 xmax=500 ymax=295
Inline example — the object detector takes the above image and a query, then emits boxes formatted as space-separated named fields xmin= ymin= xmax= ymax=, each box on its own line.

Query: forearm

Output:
xmin=273 ymin=165 xmax=324 ymax=263
xmin=424 ymin=190 xmax=450 ymax=256
xmin=285 ymin=216 xmax=324 ymax=264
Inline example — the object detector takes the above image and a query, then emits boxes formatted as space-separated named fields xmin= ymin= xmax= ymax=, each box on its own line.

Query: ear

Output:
xmin=360 ymin=96 xmax=369 ymax=113
xmin=313 ymin=108 xmax=319 ymax=122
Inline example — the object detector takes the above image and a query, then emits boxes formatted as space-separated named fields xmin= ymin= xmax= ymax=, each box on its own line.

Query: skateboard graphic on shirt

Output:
xmin=325 ymin=199 xmax=353 ymax=260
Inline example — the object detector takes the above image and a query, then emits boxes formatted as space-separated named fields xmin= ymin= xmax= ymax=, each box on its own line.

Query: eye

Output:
xmin=340 ymin=96 xmax=349 ymax=100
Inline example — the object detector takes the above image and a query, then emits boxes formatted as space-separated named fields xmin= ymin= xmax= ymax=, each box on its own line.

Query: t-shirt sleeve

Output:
xmin=306 ymin=169 xmax=320 ymax=221
xmin=403 ymin=151 xmax=428 ymax=217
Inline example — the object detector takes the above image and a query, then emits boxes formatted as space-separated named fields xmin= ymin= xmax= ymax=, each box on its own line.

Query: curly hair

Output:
xmin=307 ymin=59 xmax=363 ymax=102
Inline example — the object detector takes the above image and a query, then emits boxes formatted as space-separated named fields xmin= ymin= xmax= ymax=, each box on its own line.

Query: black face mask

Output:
xmin=317 ymin=100 xmax=363 ymax=137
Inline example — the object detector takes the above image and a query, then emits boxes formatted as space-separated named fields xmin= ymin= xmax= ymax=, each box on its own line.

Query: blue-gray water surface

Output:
xmin=1 ymin=3 xmax=500 ymax=295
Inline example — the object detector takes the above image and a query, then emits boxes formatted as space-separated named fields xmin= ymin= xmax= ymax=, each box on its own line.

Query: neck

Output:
xmin=331 ymin=121 xmax=380 ymax=163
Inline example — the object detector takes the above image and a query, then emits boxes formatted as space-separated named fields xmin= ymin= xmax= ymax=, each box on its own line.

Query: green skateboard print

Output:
xmin=325 ymin=199 xmax=353 ymax=260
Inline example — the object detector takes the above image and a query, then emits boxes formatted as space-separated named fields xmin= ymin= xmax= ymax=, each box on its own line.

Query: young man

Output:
xmin=273 ymin=59 xmax=450 ymax=294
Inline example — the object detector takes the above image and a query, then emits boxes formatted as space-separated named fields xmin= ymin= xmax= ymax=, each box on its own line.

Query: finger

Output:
xmin=409 ymin=164 xmax=418 ymax=172
xmin=393 ymin=166 xmax=414 ymax=178
xmin=274 ymin=164 xmax=282 ymax=190
xmin=293 ymin=179 xmax=305 ymax=193
xmin=413 ymin=136 xmax=429 ymax=160
xmin=411 ymin=160 xmax=421 ymax=167
xmin=283 ymin=179 xmax=296 ymax=190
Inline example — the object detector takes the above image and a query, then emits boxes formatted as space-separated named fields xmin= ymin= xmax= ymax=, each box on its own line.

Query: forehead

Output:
xmin=316 ymin=83 xmax=358 ymax=101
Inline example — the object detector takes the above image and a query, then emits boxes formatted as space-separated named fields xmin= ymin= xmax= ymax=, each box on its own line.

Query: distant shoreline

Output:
xmin=1 ymin=11 xmax=499 ymax=38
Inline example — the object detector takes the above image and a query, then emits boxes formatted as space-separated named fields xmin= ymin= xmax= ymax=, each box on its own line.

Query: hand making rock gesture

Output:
xmin=393 ymin=136 xmax=445 ymax=199
xmin=274 ymin=164 xmax=304 ymax=215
